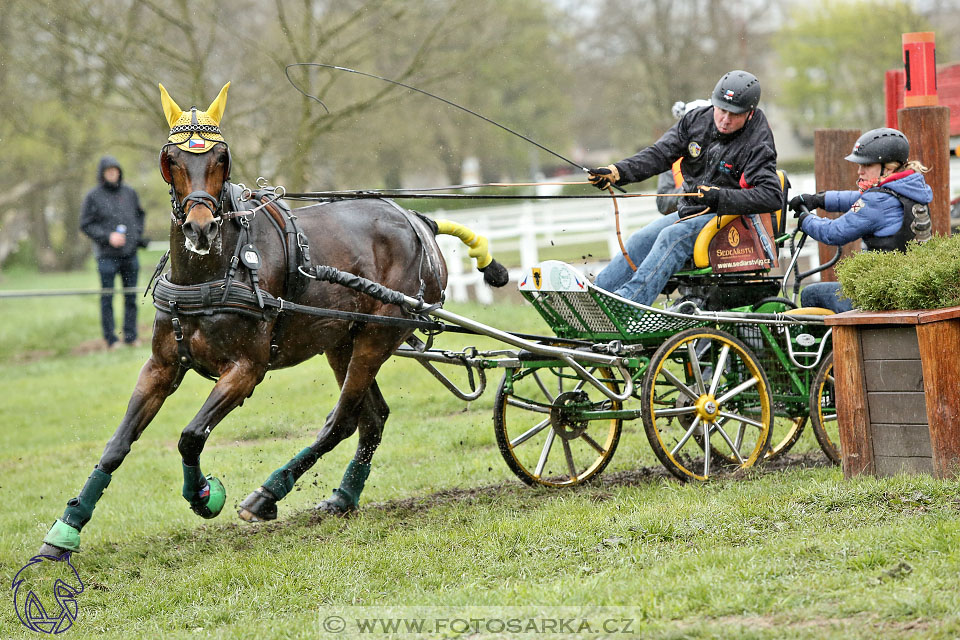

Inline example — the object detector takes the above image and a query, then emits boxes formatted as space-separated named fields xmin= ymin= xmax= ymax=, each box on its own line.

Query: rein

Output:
xmin=283 ymin=182 xmax=702 ymax=273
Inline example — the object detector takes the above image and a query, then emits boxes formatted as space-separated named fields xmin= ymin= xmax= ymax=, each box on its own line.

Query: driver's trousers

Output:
xmin=594 ymin=212 xmax=712 ymax=306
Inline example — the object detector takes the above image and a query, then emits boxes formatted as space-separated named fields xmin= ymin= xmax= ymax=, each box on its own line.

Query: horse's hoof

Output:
xmin=315 ymin=488 xmax=358 ymax=517
xmin=238 ymin=487 xmax=278 ymax=522
xmin=41 ymin=519 xmax=81 ymax=554
xmin=37 ymin=542 xmax=72 ymax=559
xmin=189 ymin=475 xmax=227 ymax=519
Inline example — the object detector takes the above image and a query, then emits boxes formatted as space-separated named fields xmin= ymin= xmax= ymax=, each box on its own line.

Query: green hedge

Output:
xmin=836 ymin=234 xmax=960 ymax=310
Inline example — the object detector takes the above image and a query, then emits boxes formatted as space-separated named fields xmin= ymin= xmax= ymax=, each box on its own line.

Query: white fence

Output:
xmin=436 ymin=173 xmax=819 ymax=302
xmin=434 ymin=195 xmax=664 ymax=302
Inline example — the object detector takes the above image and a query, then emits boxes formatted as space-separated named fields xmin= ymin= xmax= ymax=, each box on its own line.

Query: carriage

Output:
xmin=396 ymin=181 xmax=840 ymax=486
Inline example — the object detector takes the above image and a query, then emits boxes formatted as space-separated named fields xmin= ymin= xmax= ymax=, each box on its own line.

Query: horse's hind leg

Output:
xmin=239 ymin=329 xmax=398 ymax=521
xmin=40 ymin=356 xmax=181 ymax=555
xmin=315 ymin=381 xmax=388 ymax=515
xmin=177 ymin=360 xmax=262 ymax=519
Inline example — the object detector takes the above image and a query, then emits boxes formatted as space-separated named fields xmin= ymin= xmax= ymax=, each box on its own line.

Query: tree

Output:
xmin=569 ymin=0 xmax=775 ymax=157
xmin=1 ymin=0 xmax=577 ymax=269
xmin=775 ymin=0 xmax=931 ymax=139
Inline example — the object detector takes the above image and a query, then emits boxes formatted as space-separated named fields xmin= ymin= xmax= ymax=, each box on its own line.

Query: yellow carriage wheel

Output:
xmin=641 ymin=328 xmax=772 ymax=481
xmin=809 ymin=353 xmax=840 ymax=465
xmin=494 ymin=366 xmax=622 ymax=487
xmin=765 ymin=416 xmax=808 ymax=461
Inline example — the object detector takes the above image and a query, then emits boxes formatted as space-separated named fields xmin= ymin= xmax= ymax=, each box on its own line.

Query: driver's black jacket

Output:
xmin=612 ymin=106 xmax=781 ymax=219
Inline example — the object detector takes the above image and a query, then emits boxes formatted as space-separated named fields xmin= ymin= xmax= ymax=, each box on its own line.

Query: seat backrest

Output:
xmin=692 ymin=169 xmax=787 ymax=271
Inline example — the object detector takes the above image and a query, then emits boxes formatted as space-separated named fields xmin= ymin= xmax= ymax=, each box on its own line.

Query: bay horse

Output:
xmin=39 ymin=82 xmax=507 ymax=555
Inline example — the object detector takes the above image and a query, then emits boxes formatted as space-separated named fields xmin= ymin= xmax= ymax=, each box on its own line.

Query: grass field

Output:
xmin=2 ymin=265 xmax=960 ymax=639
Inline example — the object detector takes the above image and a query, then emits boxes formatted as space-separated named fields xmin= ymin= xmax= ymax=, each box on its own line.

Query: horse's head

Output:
xmin=158 ymin=82 xmax=232 ymax=255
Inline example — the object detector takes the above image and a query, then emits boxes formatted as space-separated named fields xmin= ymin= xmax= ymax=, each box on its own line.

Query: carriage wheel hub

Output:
xmin=695 ymin=395 xmax=719 ymax=421
xmin=550 ymin=390 xmax=590 ymax=440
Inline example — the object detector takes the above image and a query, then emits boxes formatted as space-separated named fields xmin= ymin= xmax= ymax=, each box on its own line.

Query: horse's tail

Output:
xmin=434 ymin=220 xmax=509 ymax=287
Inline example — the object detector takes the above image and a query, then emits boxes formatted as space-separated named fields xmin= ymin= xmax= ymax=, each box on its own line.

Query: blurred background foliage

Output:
xmin=0 ymin=0 xmax=956 ymax=271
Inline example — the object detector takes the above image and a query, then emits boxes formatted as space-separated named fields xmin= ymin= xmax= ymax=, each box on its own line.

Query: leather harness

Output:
xmin=149 ymin=186 xmax=444 ymax=383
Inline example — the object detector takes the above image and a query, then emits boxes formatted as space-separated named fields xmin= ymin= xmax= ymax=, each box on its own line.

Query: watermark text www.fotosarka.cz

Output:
xmin=320 ymin=606 xmax=639 ymax=637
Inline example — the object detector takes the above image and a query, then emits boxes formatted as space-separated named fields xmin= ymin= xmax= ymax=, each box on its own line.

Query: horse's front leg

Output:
xmin=178 ymin=360 xmax=263 ymax=519
xmin=40 ymin=355 xmax=182 ymax=555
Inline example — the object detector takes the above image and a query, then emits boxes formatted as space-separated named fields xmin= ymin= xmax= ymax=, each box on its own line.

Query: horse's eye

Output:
xmin=218 ymin=153 xmax=228 ymax=164
xmin=167 ymin=157 xmax=178 ymax=167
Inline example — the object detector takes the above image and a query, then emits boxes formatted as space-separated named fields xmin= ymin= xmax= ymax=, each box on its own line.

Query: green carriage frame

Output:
xmin=397 ymin=255 xmax=838 ymax=486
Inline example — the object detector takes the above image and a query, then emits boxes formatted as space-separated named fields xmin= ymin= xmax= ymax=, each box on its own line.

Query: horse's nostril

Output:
xmin=182 ymin=221 xmax=199 ymax=240
xmin=203 ymin=220 xmax=219 ymax=239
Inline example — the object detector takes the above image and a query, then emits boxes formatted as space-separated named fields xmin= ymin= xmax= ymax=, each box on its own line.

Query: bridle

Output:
xmin=159 ymin=112 xmax=233 ymax=226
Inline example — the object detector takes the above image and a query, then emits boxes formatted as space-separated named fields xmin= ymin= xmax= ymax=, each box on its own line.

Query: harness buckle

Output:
xmin=171 ymin=317 xmax=183 ymax=341
xmin=169 ymin=301 xmax=184 ymax=341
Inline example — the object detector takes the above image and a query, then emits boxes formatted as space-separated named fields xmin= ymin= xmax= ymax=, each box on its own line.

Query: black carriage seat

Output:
xmin=690 ymin=169 xmax=789 ymax=273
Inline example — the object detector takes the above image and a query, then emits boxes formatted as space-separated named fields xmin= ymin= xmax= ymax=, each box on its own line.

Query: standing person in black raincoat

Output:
xmin=80 ymin=156 xmax=148 ymax=348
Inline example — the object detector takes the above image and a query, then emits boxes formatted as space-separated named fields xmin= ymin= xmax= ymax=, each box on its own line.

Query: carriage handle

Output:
xmin=778 ymin=206 xmax=843 ymax=302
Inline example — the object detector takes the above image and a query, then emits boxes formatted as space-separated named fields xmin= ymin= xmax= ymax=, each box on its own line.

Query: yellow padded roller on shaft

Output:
xmin=435 ymin=219 xmax=493 ymax=269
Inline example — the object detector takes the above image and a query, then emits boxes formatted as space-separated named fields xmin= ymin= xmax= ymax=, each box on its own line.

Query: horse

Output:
xmin=39 ymin=82 xmax=508 ymax=556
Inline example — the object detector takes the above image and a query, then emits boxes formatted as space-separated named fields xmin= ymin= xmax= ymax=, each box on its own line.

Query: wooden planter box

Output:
xmin=825 ymin=307 xmax=960 ymax=479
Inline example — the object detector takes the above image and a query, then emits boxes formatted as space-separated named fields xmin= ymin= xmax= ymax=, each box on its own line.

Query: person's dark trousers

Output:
xmin=97 ymin=254 xmax=140 ymax=345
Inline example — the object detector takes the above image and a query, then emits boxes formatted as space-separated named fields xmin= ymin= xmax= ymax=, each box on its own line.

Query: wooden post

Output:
xmin=916 ymin=316 xmax=960 ymax=476
xmin=898 ymin=106 xmax=951 ymax=237
xmin=832 ymin=324 xmax=875 ymax=478
xmin=814 ymin=129 xmax=861 ymax=282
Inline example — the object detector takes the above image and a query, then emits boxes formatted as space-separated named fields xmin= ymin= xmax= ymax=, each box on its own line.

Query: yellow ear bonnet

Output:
xmin=159 ymin=82 xmax=230 ymax=153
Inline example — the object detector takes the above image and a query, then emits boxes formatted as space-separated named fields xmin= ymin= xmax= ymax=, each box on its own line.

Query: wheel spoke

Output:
xmin=572 ymin=368 xmax=593 ymax=392
xmin=532 ymin=371 xmax=555 ymax=403
xmin=717 ymin=410 xmax=765 ymax=429
xmin=686 ymin=341 xmax=706 ymax=394
xmin=506 ymin=397 xmax=551 ymax=413
xmin=708 ymin=345 xmax=730 ymax=396
xmin=580 ymin=431 xmax=606 ymax=454
xmin=703 ymin=421 xmax=711 ymax=477
xmin=670 ymin=415 xmax=702 ymax=456
xmin=716 ymin=376 xmax=759 ymax=405
xmin=510 ymin=418 xmax=551 ymax=447
xmin=713 ymin=422 xmax=746 ymax=464
xmin=534 ymin=428 xmax=557 ymax=478
xmin=661 ymin=368 xmax=700 ymax=402
xmin=821 ymin=413 xmax=838 ymax=421
xmin=734 ymin=421 xmax=746 ymax=450
xmin=562 ymin=439 xmax=578 ymax=480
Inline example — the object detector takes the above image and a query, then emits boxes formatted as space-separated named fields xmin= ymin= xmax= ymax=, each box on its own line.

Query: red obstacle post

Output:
xmin=902 ymin=32 xmax=938 ymax=107
xmin=897 ymin=31 xmax=951 ymax=237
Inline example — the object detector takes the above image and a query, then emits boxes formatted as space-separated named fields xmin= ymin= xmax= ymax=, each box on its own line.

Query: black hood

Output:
xmin=97 ymin=155 xmax=123 ymax=185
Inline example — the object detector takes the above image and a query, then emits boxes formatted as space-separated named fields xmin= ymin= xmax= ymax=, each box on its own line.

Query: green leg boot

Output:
xmin=316 ymin=460 xmax=371 ymax=516
xmin=261 ymin=447 xmax=317 ymax=500
xmin=238 ymin=447 xmax=317 ymax=522
xmin=42 ymin=467 xmax=112 ymax=553
xmin=182 ymin=463 xmax=226 ymax=519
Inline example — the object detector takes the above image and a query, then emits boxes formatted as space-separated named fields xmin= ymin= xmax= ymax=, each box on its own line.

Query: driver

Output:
xmin=588 ymin=70 xmax=781 ymax=306
xmin=789 ymin=127 xmax=933 ymax=313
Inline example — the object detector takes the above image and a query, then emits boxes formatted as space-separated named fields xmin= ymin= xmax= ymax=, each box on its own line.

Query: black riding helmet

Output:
xmin=844 ymin=128 xmax=909 ymax=165
xmin=710 ymin=70 xmax=761 ymax=114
